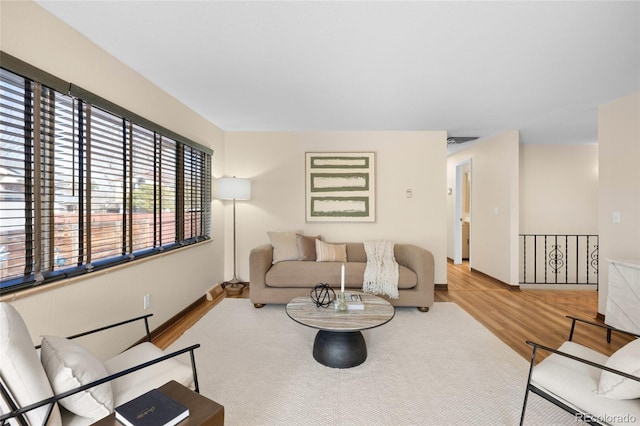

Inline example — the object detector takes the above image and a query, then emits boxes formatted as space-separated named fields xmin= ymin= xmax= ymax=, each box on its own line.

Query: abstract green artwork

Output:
xmin=305 ymin=152 xmax=375 ymax=222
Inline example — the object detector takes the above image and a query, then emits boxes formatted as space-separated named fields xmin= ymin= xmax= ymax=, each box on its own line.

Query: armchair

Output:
xmin=520 ymin=316 xmax=640 ymax=425
xmin=0 ymin=302 xmax=200 ymax=426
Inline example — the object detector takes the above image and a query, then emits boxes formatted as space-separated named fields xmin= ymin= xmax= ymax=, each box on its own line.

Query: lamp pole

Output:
xmin=218 ymin=176 xmax=250 ymax=295
xmin=229 ymin=197 xmax=240 ymax=284
xmin=224 ymin=192 xmax=245 ymax=295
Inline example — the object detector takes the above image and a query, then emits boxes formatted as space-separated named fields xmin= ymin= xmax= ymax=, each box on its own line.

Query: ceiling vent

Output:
xmin=447 ymin=136 xmax=478 ymax=145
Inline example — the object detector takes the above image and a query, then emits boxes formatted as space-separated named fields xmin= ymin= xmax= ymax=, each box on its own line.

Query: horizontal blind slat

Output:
xmin=0 ymin=64 xmax=211 ymax=293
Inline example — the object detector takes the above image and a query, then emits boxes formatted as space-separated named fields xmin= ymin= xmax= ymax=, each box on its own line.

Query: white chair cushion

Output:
xmin=599 ymin=338 xmax=640 ymax=399
xmin=40 ymin=335 xmax=113 ymax=420
xmin=532 ymin=341 xmax=640 ymax=425
xmin=104 ymin=342 xmax=194 ymax=406
xmin=60 ymin=406 xmax=97 ymax=426
xmin=0 ymin=302 xmax=62 ymax=426
xmin=0 ymin=376 xmax=20 ymax=426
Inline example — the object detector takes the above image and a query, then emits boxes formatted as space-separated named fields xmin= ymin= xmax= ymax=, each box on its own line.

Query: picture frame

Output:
xmin=305 ymin=152 xmax=376 ymax=222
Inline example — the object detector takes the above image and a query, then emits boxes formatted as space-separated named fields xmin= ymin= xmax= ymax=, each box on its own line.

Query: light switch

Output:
xmin=494 ymin=207 xmax=499 ymax=216
xmin=406 ymin=189 xmax=413 ymax=198
xmin=613 ymin=211 xmax=621 ymax=224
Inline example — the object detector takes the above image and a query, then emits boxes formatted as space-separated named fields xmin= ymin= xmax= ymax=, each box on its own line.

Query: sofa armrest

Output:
xmin=394 ymin=244 xmax=435 ymax=292
xmin=249 ymin=244 xmax=274 ymax=303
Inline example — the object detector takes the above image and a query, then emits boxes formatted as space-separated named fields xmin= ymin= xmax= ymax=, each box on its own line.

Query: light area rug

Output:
xmin=168 ymin=299 xmax=576 ymax=425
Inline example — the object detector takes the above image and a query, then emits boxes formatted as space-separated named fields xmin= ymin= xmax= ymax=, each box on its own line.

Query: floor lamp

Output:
xmin=218 ymin=177 xmax=251 ymax=295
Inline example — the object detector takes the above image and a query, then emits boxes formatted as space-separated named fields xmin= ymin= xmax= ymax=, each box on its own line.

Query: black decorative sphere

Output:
xmin=310 ymin=283 xmax=335 ymax=308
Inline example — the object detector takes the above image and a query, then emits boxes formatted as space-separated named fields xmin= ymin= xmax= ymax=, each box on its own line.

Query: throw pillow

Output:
xmin=315 ymin=240 xmax=347 ymax=262
xmin=297 ymin=234 xmax=321 ymax=261
xmin=598 ymin=338 xmax=640 ymax=399
xmin=268 ymin=231 xmax=299 ymax=264
xmin=40 ymin=335 xmax=114 ymax=420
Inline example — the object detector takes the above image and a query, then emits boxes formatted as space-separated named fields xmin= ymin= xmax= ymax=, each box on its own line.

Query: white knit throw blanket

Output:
xmin=363 ymin=240 xmax=399 ymax=299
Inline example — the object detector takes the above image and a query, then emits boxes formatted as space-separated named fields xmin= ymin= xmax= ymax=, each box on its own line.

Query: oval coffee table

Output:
xmin=286 ymin=293 xmax=395 ymax=368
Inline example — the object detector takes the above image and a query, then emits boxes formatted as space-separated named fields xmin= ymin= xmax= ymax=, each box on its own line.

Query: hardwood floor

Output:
xmin=439 ymin=261 xmax=633 ymax=362
xmin=153 ymin=262 xmax=633 ymax=363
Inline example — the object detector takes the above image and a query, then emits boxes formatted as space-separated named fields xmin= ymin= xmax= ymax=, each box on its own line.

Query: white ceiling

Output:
xmin=37 ymin=1 xmax=639 ymax=144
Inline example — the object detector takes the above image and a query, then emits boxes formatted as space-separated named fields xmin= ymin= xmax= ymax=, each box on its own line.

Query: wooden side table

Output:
xmin=92 ymin=381 xmax=224 ymax=426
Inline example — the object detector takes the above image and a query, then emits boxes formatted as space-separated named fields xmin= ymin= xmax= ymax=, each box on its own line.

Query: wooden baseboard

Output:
xmin=446 ymin=258 xmax=519 ymax=290
xmin=435 ymin=283 xmax=449 ymax=291
xmin=133 ymin=285 xmax=225 ymax=347
xmin=469 ymin=267 xmax=520 ymax=291
xmin=207 ymin=283 xmax=226 ymax=302
xmin=134 ymin=296 xmax=204 ymax=346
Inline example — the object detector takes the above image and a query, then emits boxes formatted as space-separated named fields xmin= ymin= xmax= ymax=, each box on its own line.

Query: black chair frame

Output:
xmin=520 ymin=316 xmax=640 ymax=426
xmin=0 ymin=313 xmax=200 ymax=426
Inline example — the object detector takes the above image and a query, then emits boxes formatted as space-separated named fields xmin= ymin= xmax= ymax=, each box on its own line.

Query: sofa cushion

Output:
xmin=266 ymin=261 xmax=417 ymax=289
xmin=0 ymin=302 xmax=62 ymax=426
xmin=316 ymin=240 xmax=347 ymax=262
xmin=297 ymin=234 xmax=320 ymax=261
xmin=345 ymin=243 xmax=367 ymax=262
xmin=40 ymin=335 xmax=113 ymax=420
xmin=268 ymin=231 xmax=299 ymax=263
xmin=599 ymin=338 xmax=640 ymax=399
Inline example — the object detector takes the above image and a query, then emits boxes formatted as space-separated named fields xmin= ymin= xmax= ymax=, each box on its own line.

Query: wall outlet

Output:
xmin=143 ymin=293 xmax=151 ymax=310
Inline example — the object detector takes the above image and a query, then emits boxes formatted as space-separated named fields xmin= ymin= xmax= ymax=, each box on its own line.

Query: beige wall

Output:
xmin=447 ymin=131 xmax=520 ymax=285
xmin=223 ymin=131 xmax=449 ymax=285
xmin=0 ymin=1 xmax=226 ymax=357
xmin=519 ymin=144 xmax=599 ymax=235
xmin=6 ymin=0 xmax=632 ymax=348
xmin=598 ymin=93 xmax=640 ymax=314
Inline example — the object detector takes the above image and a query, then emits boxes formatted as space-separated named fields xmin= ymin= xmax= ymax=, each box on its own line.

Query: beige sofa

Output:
xmin=249 ymin=242 xmax=434 ymax=311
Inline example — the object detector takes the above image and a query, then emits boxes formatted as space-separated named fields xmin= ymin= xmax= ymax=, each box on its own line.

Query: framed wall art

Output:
xmin=305 ymin=152 xmax=376 ymax=222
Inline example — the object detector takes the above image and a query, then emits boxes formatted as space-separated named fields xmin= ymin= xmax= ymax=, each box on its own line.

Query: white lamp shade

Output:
xmin=218 ymin=177 xmax=251 ymax=200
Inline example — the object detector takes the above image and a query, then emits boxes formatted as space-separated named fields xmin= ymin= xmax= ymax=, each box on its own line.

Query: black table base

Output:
xmin=312 ymin=330 xmax=367 ymax=368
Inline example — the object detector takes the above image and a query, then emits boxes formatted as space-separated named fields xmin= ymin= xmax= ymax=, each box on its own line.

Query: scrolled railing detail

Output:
xmin=520 ymin=234 xmax=598 ymax=287
xmin=548 ymin=245 xmax=565 ymax=273
xmin=590 ymin=244 xmax=599 ymax=273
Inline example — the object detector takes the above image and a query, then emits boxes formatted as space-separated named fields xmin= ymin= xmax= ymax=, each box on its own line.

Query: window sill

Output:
xmin=0 ymin=239 xmax=213 ymax=303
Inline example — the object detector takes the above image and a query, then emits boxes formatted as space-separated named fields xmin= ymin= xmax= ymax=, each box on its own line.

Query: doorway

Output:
xmin=453 ymin=160 xmax=472 ymax=266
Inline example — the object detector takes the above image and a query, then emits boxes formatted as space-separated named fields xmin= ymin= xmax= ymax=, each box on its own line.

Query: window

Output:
xmin=0 ymin=59 xmax=212 ymax=293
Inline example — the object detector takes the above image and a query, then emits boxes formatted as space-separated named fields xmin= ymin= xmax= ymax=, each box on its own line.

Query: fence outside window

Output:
xmin=0 ymin=55 xmax=212 ymax=293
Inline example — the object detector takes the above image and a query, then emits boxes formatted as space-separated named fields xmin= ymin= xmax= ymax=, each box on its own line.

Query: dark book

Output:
xmin=115 ymin=388 xmax=189 ymax=426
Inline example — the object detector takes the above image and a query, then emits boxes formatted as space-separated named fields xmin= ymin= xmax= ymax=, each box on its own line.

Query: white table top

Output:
xmin=286 ymin=293 xmax=395 ymax=332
